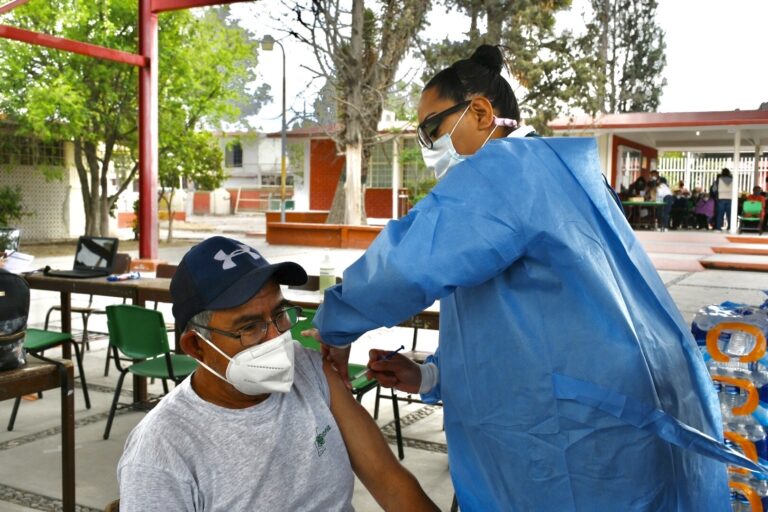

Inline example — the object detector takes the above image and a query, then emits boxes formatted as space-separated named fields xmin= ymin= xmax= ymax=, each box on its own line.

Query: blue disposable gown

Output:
xmin=314 ymin=137 xmax=755 ymax=511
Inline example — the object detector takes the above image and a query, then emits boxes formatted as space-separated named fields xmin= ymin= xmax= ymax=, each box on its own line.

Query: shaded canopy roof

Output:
xmin=549 ymin=110 xmax=768 ymax=152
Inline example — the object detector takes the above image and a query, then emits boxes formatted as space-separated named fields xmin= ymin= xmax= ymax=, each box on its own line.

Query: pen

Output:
xmin=351 ymin=345 xmax=405 ymax=381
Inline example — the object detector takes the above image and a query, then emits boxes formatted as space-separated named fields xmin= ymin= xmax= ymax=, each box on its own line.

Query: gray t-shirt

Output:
xmin=118 ymin=343 xmax=355 ymax=511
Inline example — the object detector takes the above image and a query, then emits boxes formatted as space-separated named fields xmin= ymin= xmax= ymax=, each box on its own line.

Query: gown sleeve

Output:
xmin=314 ymin=154 xmax=529 ymax=346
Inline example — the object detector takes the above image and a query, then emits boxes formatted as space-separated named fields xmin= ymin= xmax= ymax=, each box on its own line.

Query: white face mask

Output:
xmin=193 ymin=330 xmax=295 ymax=396
xmin=420 ymin=105 xmax=499 ymax=180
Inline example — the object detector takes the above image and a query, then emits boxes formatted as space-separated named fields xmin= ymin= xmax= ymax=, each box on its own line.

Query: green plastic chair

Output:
xmin=739 ymin=199 xmax=764 ymax=234
xmin=103 ymin=304 xmax=198 ymax=440
xmin=7 ymin=328 xmax=91 ymax=431
xmin=291 ymin=308 xmax=404 ymax=459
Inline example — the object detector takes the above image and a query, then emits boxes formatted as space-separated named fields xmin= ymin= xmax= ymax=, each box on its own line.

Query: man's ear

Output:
xmin=179 ymin=331 xmax=203 ymax=359
xmin=469 ymin=96 xmax=495 ymax=130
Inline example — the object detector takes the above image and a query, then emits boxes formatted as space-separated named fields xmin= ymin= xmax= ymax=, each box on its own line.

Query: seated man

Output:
xmin=117 ymin=236 xmax=438 ymax=511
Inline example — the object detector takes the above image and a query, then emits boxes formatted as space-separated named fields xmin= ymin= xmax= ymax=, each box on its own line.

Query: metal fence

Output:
xmin=624 ymin=156 xmax=768 ymax=193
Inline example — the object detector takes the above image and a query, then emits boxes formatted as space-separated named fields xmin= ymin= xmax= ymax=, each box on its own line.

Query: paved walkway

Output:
xmin=5 ymin=214 xmax=768 ymax=511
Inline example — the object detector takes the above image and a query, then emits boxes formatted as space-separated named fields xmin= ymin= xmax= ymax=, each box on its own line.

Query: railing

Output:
xmin=658 ymin=156 xmax=768 ymax=193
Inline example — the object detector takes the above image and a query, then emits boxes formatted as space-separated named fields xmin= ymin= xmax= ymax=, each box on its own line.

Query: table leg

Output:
xmin=60 ymin=363 xmax=75 ymax=511
xmin=131 ymin=297 xmax=148 ymax=403
xmin=60 ymin=292 xmax=72 ymax=360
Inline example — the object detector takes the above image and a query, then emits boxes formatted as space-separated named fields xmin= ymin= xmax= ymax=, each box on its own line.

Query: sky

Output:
xmin=232 ymin=1 xmax=768 ymax=132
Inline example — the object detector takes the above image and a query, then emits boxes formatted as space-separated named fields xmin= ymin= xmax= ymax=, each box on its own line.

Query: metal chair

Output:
xmin=103 ymin=262 xmax=176 ymax=377
xmin=7 ymin=328 xmax=91 ymax=430
xmin=102 ymin=304 xmax=197 ymax=439
xmin=739 ymin=198 xmax=765 ymax=234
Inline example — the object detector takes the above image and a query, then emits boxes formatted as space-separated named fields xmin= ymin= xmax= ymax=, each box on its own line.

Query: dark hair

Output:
xmin=659 ymin=177 xmax=667 ymax=185
xmin=424 ymin=45 xmax=520 ymax=122
xmin=721 ymin=168 xmax=731 ymax=177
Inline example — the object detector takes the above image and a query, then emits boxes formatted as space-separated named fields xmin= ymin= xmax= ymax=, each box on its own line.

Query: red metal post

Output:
xmin=139 ymin=0 xmax=159 ymax=259
xmin=0 ymin=0 xmax=30 ymax=15
xmin=0 ymin=25 xmax=146 ymax=67
xmin=151 ymin=0 xmax=250 ymax=13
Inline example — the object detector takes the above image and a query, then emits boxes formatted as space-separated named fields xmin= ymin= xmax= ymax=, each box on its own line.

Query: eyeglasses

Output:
xmin=417 ymin=100 xmax=471 ymax=149
xmin=190 ymin=306 xmax=303 ymax=348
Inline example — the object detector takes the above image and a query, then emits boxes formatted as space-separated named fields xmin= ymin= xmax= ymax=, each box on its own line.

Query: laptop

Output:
xmin=44 ymin=236 xmax=119 ymax=279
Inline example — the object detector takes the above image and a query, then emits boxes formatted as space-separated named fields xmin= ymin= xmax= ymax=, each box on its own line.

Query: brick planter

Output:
xmin=266 ymin=222 xmax=383 ymax=248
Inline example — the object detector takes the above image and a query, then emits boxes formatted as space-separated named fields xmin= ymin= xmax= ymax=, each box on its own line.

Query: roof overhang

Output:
xmin=549 ymin=110 xmax=768 ymax=152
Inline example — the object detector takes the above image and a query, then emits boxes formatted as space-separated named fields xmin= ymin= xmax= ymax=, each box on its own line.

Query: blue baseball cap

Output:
xmin=171 ymin=236 xmax=307 ymax=331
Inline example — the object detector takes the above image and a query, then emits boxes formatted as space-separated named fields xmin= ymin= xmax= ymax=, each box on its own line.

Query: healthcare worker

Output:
xmin=309 ymin=45 xmax=757 ymax=511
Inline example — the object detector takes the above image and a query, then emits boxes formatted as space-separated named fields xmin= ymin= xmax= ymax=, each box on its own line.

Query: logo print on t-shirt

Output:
xmin=315 ymin=425 xmax=331 ymax=456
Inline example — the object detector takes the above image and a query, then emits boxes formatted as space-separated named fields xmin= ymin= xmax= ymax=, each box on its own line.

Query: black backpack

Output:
xmin=0 ymin=269 xmax=28 ymax=371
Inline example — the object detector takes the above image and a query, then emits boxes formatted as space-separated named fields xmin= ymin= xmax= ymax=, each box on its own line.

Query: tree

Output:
xmin=577 ymin=0 xmax=667 ymax=114
xmin=287 ymin=0 xmax=431 ymax=225
xmin=0 ymin=1 xmax=267 ymax=237
xmin=419 ymin=0 xmax=583 ymax=132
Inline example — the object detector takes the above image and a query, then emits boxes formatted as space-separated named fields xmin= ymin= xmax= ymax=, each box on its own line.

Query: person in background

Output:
xmin=117 ymin=236 xmax=438 ymax=512
xmin=670 ymin=180 xmax=692 ymax=229
xmin=711 ymin=168 xmax=733 ymax=230
xmin=304 ymin=44 xmax=756 ymax=511
xmin=674 ymin=180 xmax=691 ymax=197
xmin=656 ymin=176 xmax=674 ymax=230
xmin=628 ymin=175 xmax=647 ymax=197
xmin=694 ymin=190 xmax=716 ymax=230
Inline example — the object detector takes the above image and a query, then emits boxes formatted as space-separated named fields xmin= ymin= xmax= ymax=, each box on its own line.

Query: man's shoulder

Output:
xmin=119 ymin=382 xmax=197 ymax=465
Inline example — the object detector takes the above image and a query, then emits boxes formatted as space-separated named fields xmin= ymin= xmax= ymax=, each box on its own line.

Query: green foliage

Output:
xmin=575 ymin=0 xmax=667 ymax=114
xmin=160 ymin=131 xmax=226 ymax=192
xmin=0 ymin=186 xmax=31 ymax=227
xmin=0 ymin=2 xmax=268 ymax=235
xmin=419 ymin=1 xmax=581 ymax=132
xmin=400 ymin=144 xmax=434 ymax=204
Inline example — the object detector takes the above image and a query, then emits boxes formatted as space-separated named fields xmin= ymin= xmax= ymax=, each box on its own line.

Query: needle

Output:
xmin=351 ymin=345 xmax=405 ymax=381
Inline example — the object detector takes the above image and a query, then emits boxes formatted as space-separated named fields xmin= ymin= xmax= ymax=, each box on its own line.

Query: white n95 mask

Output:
xmin=193 ymin=330 xmax=295 ymax=396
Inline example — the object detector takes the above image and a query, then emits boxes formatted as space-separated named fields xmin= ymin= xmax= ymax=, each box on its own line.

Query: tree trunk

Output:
xmin=326 ymin=178 xmax=346 ymax=224
xmin=166 ymin=188 xmax=175 ymax=242
xmin=341 ymin=0 xmax=366 ymax=226
xmin=83 ymin=141 xmax=102 ymax=236
xmin=485 ymin=2 xmax=503 ymax=43
xmin=597 ymin=0 xmax=609 ymax=113
xmin=73 ymin=140 xmax=93 ymax=236
xmin=344 ymin=140 xmax=364 ymax=225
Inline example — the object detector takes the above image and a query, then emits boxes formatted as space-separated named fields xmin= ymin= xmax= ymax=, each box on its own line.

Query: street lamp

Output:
xmin=261 ymin=34 xmax=287 ymax=222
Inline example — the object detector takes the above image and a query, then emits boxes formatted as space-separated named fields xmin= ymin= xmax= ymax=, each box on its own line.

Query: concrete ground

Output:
xmin=2 ymin=213 xmax=768 ymax=511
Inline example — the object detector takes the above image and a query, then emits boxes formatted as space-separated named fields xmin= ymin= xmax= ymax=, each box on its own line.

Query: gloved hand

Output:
xmin=302 ymin=328 xmax=352 ymax=390
xmin=366 ymin=349 xmax=421 ymax=394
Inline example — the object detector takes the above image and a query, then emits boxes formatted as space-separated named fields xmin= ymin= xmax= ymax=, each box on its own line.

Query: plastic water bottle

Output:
xmin=723 ymin=385 xmax=741 ymax=425
xmin=750 ymin=362 xmax=768 ymax=405
xmin=318 ymin=253 xmax=335 ymax=292
xmin=746 ymin=424 xmax=768 ymax=462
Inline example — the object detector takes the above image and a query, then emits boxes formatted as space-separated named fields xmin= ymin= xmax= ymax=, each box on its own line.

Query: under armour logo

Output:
xmin=213 ymin=244 xmax=262 ymax=270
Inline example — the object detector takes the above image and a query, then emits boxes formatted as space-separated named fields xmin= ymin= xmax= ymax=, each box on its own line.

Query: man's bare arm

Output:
xmin=321 ymin=358 xmax=439 ymax=512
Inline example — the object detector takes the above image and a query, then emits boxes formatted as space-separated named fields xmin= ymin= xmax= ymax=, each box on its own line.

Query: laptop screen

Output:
xmin=73 ymin=236 xmax=119 ymax=271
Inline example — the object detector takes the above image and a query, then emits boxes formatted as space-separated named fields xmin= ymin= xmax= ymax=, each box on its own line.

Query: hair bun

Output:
xmin=469 ymin=45 xmax=504 ymax=75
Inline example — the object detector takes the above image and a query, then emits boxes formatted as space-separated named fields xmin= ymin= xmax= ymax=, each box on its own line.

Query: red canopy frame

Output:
xmin=0 ymin=0 xmax=250 ymax=258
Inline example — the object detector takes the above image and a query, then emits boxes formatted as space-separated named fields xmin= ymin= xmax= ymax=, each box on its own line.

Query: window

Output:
xmin=225 ymin=141 xmax=243 ymax=168
xmin=368 ymin=140 xmax=394 ymax=188
xmin=401 ymin=137 xmax=430 ymax=186
xmin=261 ymin=174 xmax=294 ymax=187
xmin=0 ymin=136 xmax=64 ymax=166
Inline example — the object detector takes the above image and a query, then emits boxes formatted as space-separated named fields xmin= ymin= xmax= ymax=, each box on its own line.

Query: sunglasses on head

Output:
xmin=417 ymin=100 xmax=471 ymax=149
